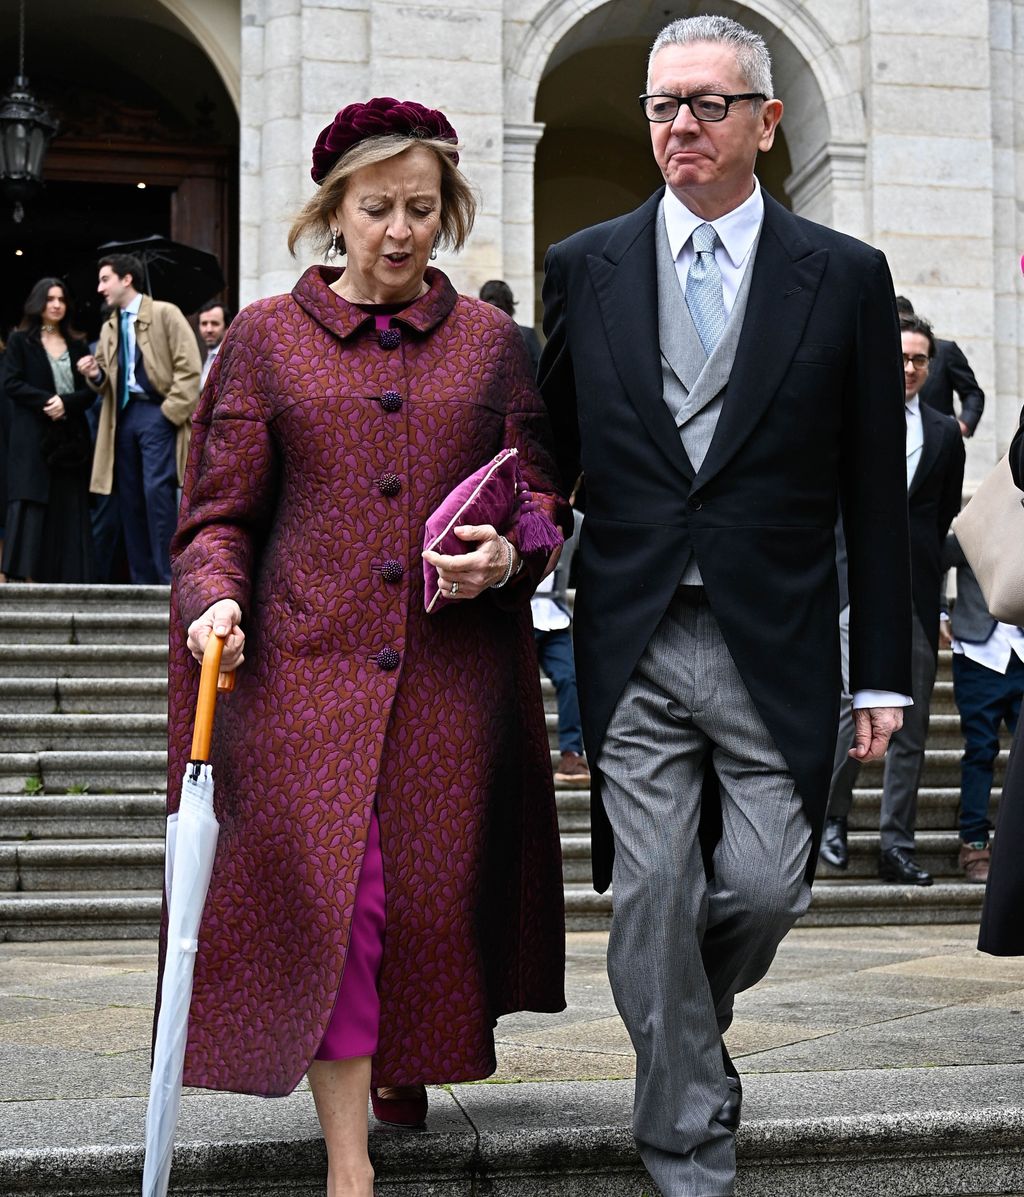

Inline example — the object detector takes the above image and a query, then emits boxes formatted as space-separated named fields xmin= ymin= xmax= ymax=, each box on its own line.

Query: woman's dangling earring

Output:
xmin=327 ymin=229 xmax=340 ymax=262
xmin=429 ymin=238 xmax=439 ymax=261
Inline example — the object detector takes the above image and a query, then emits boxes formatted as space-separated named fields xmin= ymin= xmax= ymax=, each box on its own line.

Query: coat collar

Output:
xmin=693 ymin=191 xmax=828 ymax=488
xmin=291 ymin=265 xmax=457 ymax=339
xmin=910 ymin=402 xmax=949 ymax=498
xmin=587 ymin=190 xmax=694 ymax=481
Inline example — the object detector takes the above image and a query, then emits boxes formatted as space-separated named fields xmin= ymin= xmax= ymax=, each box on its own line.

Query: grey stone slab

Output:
xmin=742 ymin=1004 xmax=1024 ymax=1072
xmin=0 ymin=1041 xmax=153 ymax=1100
xmin=0 ymin=994 xmax=94 ymax=1024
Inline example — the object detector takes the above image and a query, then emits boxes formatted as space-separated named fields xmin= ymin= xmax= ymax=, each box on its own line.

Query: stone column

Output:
xmin=866 ymin=0 xmax=996 ymax=481
xmin=366 ymin=0 xmax=506 ymax=295
xmin=502 ymin=122 xmax=544 ymax=328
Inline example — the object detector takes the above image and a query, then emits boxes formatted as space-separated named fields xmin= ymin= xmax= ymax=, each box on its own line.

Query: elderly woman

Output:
xmin=162 ymin=99 xmax=569 ymax=1196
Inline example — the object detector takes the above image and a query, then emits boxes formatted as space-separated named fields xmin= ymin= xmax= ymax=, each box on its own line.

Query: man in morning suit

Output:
xmin=538 ymin=15 xmax=912 ymax=1195
xmin=821 ymin=315 xmax=965 ymax=885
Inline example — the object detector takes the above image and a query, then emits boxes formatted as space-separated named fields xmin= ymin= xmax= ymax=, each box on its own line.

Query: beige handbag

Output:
xmin=951 ymin=453 xmax=1024 ymax=624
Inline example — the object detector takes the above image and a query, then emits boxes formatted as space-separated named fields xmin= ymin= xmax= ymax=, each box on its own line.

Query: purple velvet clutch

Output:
xmin=423 ymin=448 xmax=563 ymax=613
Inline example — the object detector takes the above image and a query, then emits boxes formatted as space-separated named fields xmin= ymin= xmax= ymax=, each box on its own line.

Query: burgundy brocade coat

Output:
xmin=161 ymin=266 xmax=569 ymax=1097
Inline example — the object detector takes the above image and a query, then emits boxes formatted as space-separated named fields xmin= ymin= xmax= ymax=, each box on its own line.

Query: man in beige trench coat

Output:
xmin=77 ymin=253 xmax=201 ymax=584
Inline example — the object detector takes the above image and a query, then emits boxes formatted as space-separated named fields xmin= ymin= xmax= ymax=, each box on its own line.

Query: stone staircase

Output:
xmin=0 ymin=584 xmax=1007 ymax=941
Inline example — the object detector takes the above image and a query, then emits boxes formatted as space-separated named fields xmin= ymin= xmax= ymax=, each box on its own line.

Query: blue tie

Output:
xmin=118 ymin=310 xmax=131 ymax=409
xmin=685 ymin=223 xmax=727 ymax=356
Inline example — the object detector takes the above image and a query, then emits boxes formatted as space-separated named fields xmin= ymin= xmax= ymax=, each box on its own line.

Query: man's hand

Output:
xmin=939 ymin=620 xmax=953 ymax=650
xmin=849 ymin=706 xmax=903 ymax=763
xmin=76 ymin=354 xmax=102 ymax=382
xmin=958 ymin=419 xmax=971 ymax=438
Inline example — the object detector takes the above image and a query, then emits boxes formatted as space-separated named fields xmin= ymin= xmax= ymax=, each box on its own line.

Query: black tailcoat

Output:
xmin=539 ymin=190 xmax=913 ymax=892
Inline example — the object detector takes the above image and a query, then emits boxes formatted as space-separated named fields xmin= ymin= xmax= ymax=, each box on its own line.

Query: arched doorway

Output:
xmin=0 ymin=0 xmax=239 ymax=339
xmin=505 ymin=0 xmax=866 ymax=321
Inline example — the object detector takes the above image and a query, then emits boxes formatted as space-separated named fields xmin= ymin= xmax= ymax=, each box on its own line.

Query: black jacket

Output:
xmin=540 ymin=189 xmax=912 ymax=891
xmin=919 ymin=338 xmax=984 ymax=433
xmin=906 ymin=404 xmax=964 ymax=652
xmin=2 ymin=330 xmax=94 ymax=504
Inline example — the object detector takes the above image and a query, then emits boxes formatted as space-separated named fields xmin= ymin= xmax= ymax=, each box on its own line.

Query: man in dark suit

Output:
xmin=822 ymin=315 xmax=965 ymax=884
xmin=539 ymin=13 xmax=912 ymax=1195
xmin=896 ymin=296 xmax=984 ymax=437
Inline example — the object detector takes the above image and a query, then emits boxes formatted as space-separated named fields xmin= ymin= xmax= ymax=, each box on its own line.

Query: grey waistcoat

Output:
xmin=655 ymin=201 xmax=760 ymax=584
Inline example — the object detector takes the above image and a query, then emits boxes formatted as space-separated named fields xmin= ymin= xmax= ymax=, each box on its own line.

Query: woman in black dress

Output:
xmin=2 ymin=279 xmax=95 ymax=582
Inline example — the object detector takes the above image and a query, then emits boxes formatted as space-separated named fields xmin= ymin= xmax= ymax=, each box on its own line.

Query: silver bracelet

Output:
xmin=489 ymin=535 xmax=516 ymax=589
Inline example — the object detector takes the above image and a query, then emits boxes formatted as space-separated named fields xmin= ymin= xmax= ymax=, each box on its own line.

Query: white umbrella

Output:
xmin=143 ymin=634 xmax=233 ymax=1197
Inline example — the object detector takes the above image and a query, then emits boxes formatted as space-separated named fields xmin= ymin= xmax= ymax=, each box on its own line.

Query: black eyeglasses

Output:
xmin=639 ymin=92 xmax=767 ymax=123
xmin=902 ymin=353 xmax=930 ymax=370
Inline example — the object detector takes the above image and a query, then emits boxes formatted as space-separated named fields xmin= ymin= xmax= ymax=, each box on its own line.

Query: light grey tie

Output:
xmin=685 ymin=223 xmax=726 ymax=356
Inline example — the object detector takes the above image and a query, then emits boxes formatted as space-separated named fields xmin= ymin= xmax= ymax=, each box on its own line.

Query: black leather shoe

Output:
xmin=715 ymin=1042 xmax=742 ymax=1131
xmin=879 ymin=846 xmax=932 ymax=886
xmin=819 ymin=816 xmax=848 ymax=869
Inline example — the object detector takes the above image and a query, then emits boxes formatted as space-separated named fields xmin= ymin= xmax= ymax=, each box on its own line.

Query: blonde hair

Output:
xmin=288 ymin=136 xmax=476 ymax=258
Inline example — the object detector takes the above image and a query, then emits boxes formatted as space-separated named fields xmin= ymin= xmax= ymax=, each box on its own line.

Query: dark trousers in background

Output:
xmin=829 ymin=612 xmax=936 ymax=851
xmin=534 ymin=628 xmax=583 ymax=755
xmin=115 ymin=397 xmax=177 ymax=585
xmin=953 ymin=652 xmax=1024 ymax=844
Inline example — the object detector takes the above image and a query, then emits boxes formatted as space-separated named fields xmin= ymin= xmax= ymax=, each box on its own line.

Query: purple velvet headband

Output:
xmin=311 ymin=97 xmax=459 ymax=184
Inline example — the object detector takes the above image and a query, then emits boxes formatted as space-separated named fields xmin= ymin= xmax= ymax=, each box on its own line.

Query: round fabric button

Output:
xmin=381 ymin=560 xmax=404 ymax=584
xmin=377 ymin=472 xmax=401 ymax=497
xmin=376 ymin=646 xmax=400 ymax=671
xmin=378 ymin=327 xmax=401 ymax=350
xmin=380 ymin=390 xmax=402 ymax=412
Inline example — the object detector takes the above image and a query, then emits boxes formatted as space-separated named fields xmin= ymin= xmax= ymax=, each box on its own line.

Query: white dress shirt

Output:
xmin=121 ymin=292 xmax=145 ymax=394
xmin=663 ymin=179 xmax=910 ymax=712
xmin=952 ymin=622 xmax=1024 ymax=673
xmin=663 ymin=178 xmax=764 ymax=311
xmin=905 ymin=395 xmax=923 ymax=488
xmin=201 ymin=343 xmax=221 ymax=388
xmin=531 ymin=571 xmax=571 ymax=633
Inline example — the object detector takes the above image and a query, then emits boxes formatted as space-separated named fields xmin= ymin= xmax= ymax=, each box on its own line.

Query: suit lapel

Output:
xmin=910 ymin=405 xmax=944 ymax=498
xmin=694 ymin=193 xmax=828 ymax=488
xmin=587 ymin=192 xmax=694 ymax=482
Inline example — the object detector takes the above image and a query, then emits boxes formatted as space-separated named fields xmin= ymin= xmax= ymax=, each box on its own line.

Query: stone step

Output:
xmin=562 ymin=877 xmax=985 ymax=932
xmin=0 ymin=890 xmax=161 ymax=941
xmin=546 ymin=747 xmax=1006 ymax=788
xmin=0 ymin=751 xmax=167 ymax=795
xmin=812 ymin=830 xmax=982 ymax=880
xmin=6 ymin=1071 xmax=1024 ymax=1196
xmin=0 ymin=840 xmax=164 ymax=893
xmin=0 ymin=611 xmax=169 ymax=646
xmin=0 ymin=644 xmax=167 ymax=678
xmin=0 ymin=793 xmax=165 ymax=839
xmin=0 ymin=677 xmax=168 ymax=715
xmin=0 ymin=583 xmax=169 ymax=613
xmin=0 ymin=714 xmax=167 ymax=752
xmin=0 ymin=872 xmax=990 ymax=942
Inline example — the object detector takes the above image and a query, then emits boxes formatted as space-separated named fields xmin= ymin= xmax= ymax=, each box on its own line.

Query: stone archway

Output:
xmin=503 ymin=0 xmax=868 ymax=321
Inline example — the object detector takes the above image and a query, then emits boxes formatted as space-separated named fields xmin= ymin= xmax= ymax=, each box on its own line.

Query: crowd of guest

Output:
xmin=0 ymin=259 xmax=231 ymax=585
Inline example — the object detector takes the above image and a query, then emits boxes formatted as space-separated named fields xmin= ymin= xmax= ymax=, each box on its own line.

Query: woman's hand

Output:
xmin=186 ymin=599 xmax=245 ymax=670
xmin=43 ymin=395 xmax=65 ymax=421
xmin=422 ymin=524 xmax=519 ymax=600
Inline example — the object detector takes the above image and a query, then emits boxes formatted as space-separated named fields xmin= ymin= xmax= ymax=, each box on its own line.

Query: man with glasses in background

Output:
xmin=539 ymin=14 xmax=913 ymax=1194
xmin=822 ymin=314 xmax=964 ymax=884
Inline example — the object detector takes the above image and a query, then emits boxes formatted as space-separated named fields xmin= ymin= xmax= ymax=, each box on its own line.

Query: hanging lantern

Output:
xmin=0 ymin=0 xmax=58 ymax=223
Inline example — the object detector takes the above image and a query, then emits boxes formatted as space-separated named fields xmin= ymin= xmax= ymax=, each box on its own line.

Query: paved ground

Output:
xmin=2 ymin=922 xmax=1024 ymax=1108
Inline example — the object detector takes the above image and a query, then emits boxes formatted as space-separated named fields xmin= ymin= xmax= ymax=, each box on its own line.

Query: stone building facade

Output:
xmin=187 ymin=0 xmax=1024 ymax=479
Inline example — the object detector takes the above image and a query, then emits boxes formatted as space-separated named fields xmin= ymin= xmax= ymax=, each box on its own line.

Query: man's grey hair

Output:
xmin=646 ymin=14 xmax=774 ymax=100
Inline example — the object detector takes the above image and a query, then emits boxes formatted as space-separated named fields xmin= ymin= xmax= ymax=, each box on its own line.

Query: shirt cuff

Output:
xmin=852 ymin=689 xmax=913 ymax=709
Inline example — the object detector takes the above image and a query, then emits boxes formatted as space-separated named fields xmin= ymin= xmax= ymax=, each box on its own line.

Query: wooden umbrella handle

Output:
xmin=191 ymin=634 xmax=236 ymax=762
